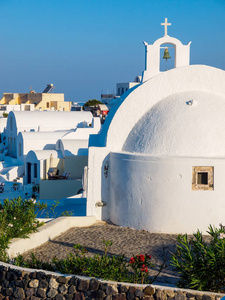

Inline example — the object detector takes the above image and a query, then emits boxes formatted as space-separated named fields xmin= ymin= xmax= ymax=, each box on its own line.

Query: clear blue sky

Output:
xmin=0 ymin=0 xmax=224 ymax=102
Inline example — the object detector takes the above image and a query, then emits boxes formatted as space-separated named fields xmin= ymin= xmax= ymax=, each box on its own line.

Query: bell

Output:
xmin=163 ymin=47 xmax=171 ymax=61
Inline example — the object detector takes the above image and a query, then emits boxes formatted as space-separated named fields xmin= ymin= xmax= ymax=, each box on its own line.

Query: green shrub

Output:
xmin=0 ymin=197 xmax=45 ymax=261
xmin=14 ymin=240 xmax=164 ymax=284
xmin=83 ymin=99 xmax=103 ymax=108
xmin=171 ymin=225 xmax=225 ymax=293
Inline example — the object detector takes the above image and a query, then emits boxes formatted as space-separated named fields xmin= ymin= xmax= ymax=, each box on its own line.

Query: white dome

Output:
xmin=123 ymin=90 xmax=225 ymax=157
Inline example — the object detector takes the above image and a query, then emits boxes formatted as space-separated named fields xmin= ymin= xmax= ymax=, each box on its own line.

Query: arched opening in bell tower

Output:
xmin=160 ymin=43 xmax=175 ymax=72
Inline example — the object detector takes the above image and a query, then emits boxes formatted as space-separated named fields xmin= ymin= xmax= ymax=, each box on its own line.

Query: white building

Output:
xmin=22 ymin=116 xmax=101 ymax=199
xmin=87 ymin=19 xmax=225 ymax=234
xmin=5 ymin=111 xmax=93 ymax=158
xmin=116 ymin=76 xmax=141 ymax=96
xmin=17 ymin=131 xmax=71 ymax=163
xmin=101 ymin=76 xmax=141 ymax=108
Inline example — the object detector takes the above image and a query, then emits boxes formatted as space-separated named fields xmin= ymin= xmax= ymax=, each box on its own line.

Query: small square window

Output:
xmin=197 ymin=172 xmax=208 ymax=185
xmin=192 ymin=166 xmax=214 ymax=191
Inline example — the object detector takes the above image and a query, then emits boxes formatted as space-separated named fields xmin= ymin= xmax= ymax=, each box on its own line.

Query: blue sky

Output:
xmin=0 ymin=0 xmax=224 ymax=102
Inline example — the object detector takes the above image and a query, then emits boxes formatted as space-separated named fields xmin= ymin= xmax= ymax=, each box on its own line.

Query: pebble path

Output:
xmin=23 ymin=222 xmax=182 ymax=286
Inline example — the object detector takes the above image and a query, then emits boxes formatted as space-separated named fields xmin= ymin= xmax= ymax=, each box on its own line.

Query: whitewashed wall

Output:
xmin=109 ymin=153 xmax=225 ymax=234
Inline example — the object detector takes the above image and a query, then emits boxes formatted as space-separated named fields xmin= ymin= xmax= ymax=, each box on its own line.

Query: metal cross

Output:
xmin=161 ymin=18 xmax=171 ymax=36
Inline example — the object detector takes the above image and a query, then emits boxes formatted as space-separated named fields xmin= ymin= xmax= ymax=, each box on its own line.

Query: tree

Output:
xmin=83 ymin=99 xmax=103 ymax=108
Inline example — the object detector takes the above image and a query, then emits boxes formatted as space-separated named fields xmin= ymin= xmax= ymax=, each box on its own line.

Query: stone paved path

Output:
xmin=23 ymin=222 xmax=181 ymax=286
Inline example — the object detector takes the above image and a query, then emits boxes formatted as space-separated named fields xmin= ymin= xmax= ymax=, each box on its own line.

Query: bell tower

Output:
xmin=142 ymin=18 xmax=191 ymax=82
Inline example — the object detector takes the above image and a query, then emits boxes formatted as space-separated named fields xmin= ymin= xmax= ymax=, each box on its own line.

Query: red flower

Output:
xmin=139 ymin=254 xmax=145 ymax=262
xmin=129 ymin=257 xmax=135 ymax=264
xmin=141 ymin=265 xmax=148 ymax=273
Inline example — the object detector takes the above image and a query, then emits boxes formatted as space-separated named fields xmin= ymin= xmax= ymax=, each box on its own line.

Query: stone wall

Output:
xmin=0 ymin=263 xmax=224 ymax=300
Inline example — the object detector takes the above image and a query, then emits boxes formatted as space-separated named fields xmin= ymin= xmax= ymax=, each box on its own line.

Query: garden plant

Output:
xmin=0 ymin=197 xmax=72 ymax=262
xmin=0 ymin=197 xmax=45 ymax=261
xmin=171 ymin=224 xmax=225 ymax=293
xmin=15 ymin=239 xmax=163 ymax=284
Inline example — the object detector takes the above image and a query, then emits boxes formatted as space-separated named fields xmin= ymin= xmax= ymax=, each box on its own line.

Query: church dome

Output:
xmin=123 ymin=90 xmax=225 ymax=157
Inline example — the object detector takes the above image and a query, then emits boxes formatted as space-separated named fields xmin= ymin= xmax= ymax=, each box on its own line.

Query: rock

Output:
xmin=30 ymin=296 xmax=41 ymax=300
xmin=49 ymin=277 xmax=59 ymax=289
xmin=135 ymin=289 xmax=145 ymax=297
xmin=187 ymin=293 xmax=196 ymax=298
xmin=57 ymin=276 xmax=68 ymax=284
xmin=127 ymin=292 xmax=135 ymax=300
xmin=29 ymin=279 xmax=39 ymax=288
xmin=1 ymin=279 xmax=9 ymax=288
xmin=13 ymin=287 xmax=25 ymax=299
xmin=36 ymin=272 xmax=46 ymax=280
xmin=65 ymin=295 xmax=74 ymax=300
xmin=165 ymin=289 xmax=175 ymax=298
xmin=15 ymin=279 xmax=24 ymax=288
xmin=37 ymin=288 xmax=46 ymax=298
xmin=68 ymin=285 xmax=76 ymax=294
xmin=77 ymin=279 xmax=89 ymax=291
xmin=112 ymin=294 xmax=126 ymax=300
xmin=55 ymin=294 xmax=65 ymax=300
xmin=5 ymin=288 xmax=13 ymax=296
xmin=195 ymin=295 xmax=203 ymax=300
xmin=0 ymin=271 xmax=6 ymax=281
xmin=29 ymin=272 xmax=37 ymax=279
xmin=129 ymin=286 xmax=137 ymax=294
xmin=7 ymin=272 xmax=17 ymax=281
xmin=106 ymin=285 xmax=118 ymax=295
xmin=39 ymin=279 xmax=48 ymax=289
xmin=68 ymin=277 xmax=77 ymax=286
xmin=100 ymin=282 xmax=108 ymax=291
xmin=144 ymin=286 xmax=155 ymax=296
xmin=59 ymin=284 xmax=68 ymax=294
xmin=89 ymin=278 xmax=100 ymax=290
xmin=96 ymin=289 xmax=106 ymax=298
xmin=156 ymin=289 xmax=167 ymax=300
xmin=74 ymin=292 xmax=85 ymax=300
xmin=203 ymin=296 xmax=215 ymax=300
xmin=118 ymin=285 xmax=128 ymax=293
xmin=47 ymin=288 xmax=58 ymax=298
xmin=175 ymin=293 xmax=186 ymax=300
xmin=25 ymin=288 xmax=35 ymax=297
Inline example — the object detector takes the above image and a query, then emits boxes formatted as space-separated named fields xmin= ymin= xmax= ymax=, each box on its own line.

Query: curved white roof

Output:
xmin=8 ymin=111 xmax=93 ymax=132
xmin=123 ymin=90 xmax=225 ymax=157
xmin=56 ymin=139 xmax=88 ymax=156
xmin=18 ymin=130 xmax=70 ymax=140
xmin=26 ymin=150 xmax=63 ymax=162
xmin=92 ymin=65 xmax=225 ymax=152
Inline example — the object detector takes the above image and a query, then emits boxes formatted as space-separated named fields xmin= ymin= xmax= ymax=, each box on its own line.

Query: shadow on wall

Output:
xmin=43 ymin=144 xmax=56 ymax=150
xmin=101 ymin=154 xmax=110 ymax=221
xmin=64 ymin=150 xmax=74 ymax=156
xmin=77 ymin=149 xmax=88 ymax=156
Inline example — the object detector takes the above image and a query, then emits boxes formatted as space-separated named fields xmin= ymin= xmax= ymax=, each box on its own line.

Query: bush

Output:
xmin=14 ymin=240 xmax=164 ymax=284
xmin=2 ymin=112 xmax=8 ymax=118
xmin=171 ymin=224 xmax=225 ymax=293
xmin=0 ymin=197 xmax=45 ymax=261
xmin=83 ymin=99 xmax=103 ymax=108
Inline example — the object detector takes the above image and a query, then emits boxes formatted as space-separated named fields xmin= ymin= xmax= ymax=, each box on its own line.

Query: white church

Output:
xmin=86 ymin=19 xmax=225 ymax=234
